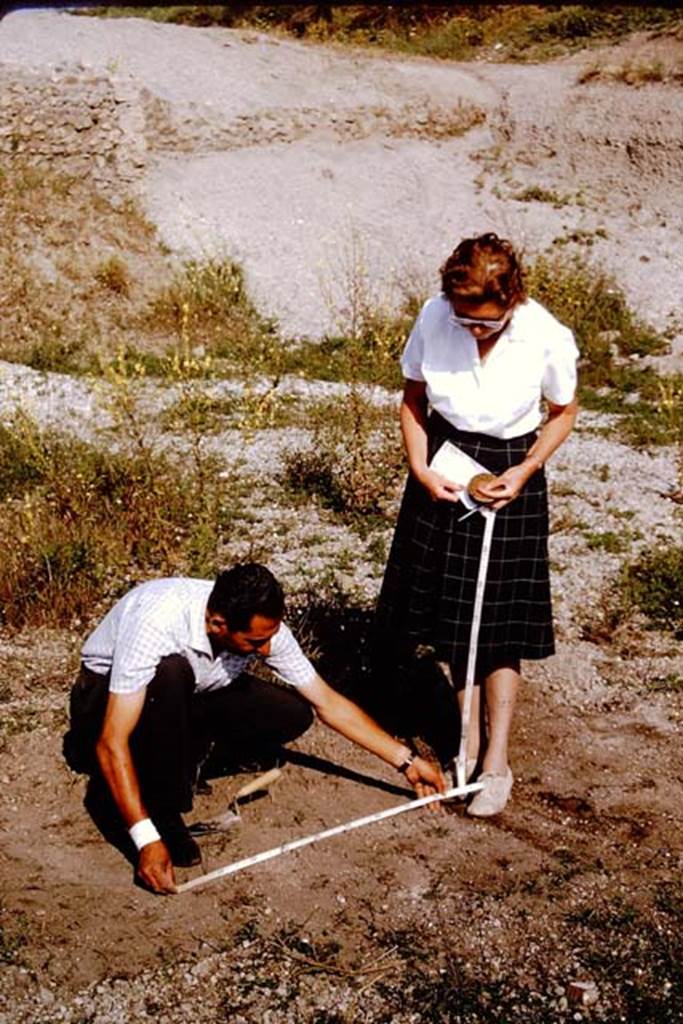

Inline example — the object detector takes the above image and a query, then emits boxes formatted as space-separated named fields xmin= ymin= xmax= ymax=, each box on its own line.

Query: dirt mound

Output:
xmin=3 ymin=9 xmax=682 ymax=343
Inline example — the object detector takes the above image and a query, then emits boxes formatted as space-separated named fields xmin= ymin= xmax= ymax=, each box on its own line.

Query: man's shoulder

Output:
xmin=121 ymin=577 xmax=212 ymax=616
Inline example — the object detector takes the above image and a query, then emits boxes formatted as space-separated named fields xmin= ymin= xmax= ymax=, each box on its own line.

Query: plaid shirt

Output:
xmin=81 ymin=578 xmax=316 ymax=695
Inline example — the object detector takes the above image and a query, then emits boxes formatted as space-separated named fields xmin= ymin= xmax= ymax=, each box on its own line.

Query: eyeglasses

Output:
xmin=450 ymin=312 xmax=510 ymax=331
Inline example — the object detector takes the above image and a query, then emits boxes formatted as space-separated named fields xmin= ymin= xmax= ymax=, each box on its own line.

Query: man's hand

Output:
xmin=136 ymin=840 xmax=177 ymax=895
xmin=417 ymin=468 xmax=462 ymax=503
xmin=404 ymin=756 xmax=448 ymax=811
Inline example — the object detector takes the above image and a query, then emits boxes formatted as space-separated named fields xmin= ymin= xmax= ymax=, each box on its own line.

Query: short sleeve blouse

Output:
xmin=401 ymin=294 xmax=579 ymax=439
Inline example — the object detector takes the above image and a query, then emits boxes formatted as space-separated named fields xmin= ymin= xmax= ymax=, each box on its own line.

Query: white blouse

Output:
xmin=401 ymin=294 xmax=579 ymax=439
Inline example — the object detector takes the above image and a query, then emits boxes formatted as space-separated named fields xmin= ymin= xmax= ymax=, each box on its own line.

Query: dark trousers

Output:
xmin=63 ymin=655 xmax=314 ymax=815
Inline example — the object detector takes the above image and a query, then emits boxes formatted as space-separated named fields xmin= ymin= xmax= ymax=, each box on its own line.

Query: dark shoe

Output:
xmin=154 ymin=812 xmax=202 ymax=867
xmin=198 ymin=744 xmax=282 ymax=783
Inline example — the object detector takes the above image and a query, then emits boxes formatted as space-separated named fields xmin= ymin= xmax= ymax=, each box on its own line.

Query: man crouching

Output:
xmin=64 ymin=563 xmax=444 ymax=894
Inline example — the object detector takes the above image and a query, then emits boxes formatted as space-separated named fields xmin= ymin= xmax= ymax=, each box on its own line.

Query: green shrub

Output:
xmin=622 ymin=544 xmax=683 ymax=636
xmin=528 ymin=256 xmax=671 ymax=440
xmin=526 ymin=253 xmax=668 ymax=393
xmin=585 ymin=530 xmax=629 ymax=554
xmin=618 ymin=373 xmax=683 ymax=449
xmin=283 ymin=296 xmax=422 ymax=390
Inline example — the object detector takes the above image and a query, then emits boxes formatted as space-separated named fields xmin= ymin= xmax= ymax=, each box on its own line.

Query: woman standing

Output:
xmin=374 ymin=233 xmax=578 ymax=816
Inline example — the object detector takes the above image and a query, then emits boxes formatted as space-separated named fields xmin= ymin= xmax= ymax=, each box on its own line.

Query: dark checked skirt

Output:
xmin=374 ymin=413 xmax=555 ymax=672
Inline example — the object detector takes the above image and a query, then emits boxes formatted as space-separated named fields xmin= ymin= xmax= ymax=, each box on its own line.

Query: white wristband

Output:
xmin=129 ymin=818 xmax=161 ymax=851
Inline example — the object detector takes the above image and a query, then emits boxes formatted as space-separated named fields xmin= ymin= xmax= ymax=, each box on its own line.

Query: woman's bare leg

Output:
xmin=481 ymin=662 xmax=520 ymax=774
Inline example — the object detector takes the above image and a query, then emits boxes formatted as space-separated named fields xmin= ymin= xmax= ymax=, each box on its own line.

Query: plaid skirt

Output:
xmin=375 ymin=413 xmax=555 ymax=670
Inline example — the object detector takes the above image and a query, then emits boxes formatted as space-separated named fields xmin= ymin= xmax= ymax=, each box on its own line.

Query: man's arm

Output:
xmin=96 ymin=691 xmax=176 ymax=894
xmin=301 ymin=673 xmax=447 ymax=800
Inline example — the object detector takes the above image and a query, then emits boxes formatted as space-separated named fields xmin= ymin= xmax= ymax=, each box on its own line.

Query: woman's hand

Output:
xmin=476 ymin=464 xmax=533 ymax=510
xmin=404 ymin=756 xmax=448 ymax=812
xmin=416 ymin=468 xmax=463 ymax=503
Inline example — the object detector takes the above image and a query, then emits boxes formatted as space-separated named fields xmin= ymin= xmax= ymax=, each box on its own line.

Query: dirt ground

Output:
xmin=0 ymin=633 xmax=680 ymax=1022
xmin=0 ymin=9 xmax=682 ymax=1024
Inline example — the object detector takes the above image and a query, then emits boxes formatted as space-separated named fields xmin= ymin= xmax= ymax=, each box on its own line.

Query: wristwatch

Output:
xmin=397 ymin=751 xmax=416 ymax=774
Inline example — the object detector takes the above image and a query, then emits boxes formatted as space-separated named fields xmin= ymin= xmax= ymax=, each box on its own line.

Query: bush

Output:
xmin=97 ymin=5 xmax=680 ymax=63
xmin=282 ymin=388 xmax=404 ymax=532
xmin=0 ymin=414 xmax=235 ymax=628
xmin=526 ymin=254 xmax=667 ymax=393
xmin=622 ymin=544 xmax=683 ymax=637
xmin=146 ymin=258 xmax=277 ymax=366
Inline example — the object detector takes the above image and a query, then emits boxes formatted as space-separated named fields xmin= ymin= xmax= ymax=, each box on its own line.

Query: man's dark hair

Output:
xmin=208 ymin=563 xmax=285 ymax=630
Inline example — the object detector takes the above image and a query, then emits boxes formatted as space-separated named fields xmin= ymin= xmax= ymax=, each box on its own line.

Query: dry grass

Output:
xmin=0 ymin=163 xmax=170 ymax=372
xmin=578 ymin=58 xmax=683 ymax=87
xmin=0 ymin=407 xmax=241 ymax=630
xmin=85 ymin=6 xmax=683 ymax=65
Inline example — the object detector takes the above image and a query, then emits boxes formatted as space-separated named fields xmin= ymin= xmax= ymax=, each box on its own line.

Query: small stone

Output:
xmin=38 ymin=987 xmax=55 ymax=1006
xmin=568 ymin=980 xmax=599 ymax=1006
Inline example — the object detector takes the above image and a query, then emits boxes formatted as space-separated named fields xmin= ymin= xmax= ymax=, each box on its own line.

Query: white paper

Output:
xmin=430 ymin=440 xmax=492 ymax=510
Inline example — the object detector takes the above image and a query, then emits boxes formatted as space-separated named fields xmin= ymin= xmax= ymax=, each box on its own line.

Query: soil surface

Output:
xmin=0 ymin=10 xmax=681 ymax=1024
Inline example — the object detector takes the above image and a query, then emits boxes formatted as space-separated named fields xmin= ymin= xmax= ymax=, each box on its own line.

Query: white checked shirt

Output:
xmin=81 ymin=578 xmax=317 ymax=695
xmin=401 ymin=295 xmax=579 ymax=438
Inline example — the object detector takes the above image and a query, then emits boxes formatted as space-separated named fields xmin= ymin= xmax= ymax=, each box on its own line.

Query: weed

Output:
xmin=0 ymin=412 xmax=236 ymax=628
xmin=578 ymin=584 xmax=629 ymax=646
xmin=146 ymin=258 xmax=278 ymax=370
xmin=0 ymin=904 xmax=28 ymax=965
xmin=549 ymin=481 xmax=578 ymax=498
xmin=366 ymin=534 xmax=387 ymax=568
xmin=647 ymin=673 xmax=683 ymax=694
xmin=287 ymin=230 xmax=424 ymax=389
xmin=584 ymin=530 xmax=629 ymax=554
xmin=282 ymin=388 xmax=404 ymax=534
xmin=617 ymin=372 xmax=683 ymax=449
xmin=526 ymin=253 xmax=668 ymax=395
xmin=94 ymin=254 xmax=130 ymax=295
xmin=579 ymin=58 xmax=683 ymax=87
xmin=512 ymin=185 xmax=569 ymax=206
xmin=552 ymin=226 xmax=608 ymax=248
xmin=621 ymin=543 xmax=683 ymax=636
xmin=388 ymin=99 xmax=486 ymax=140
xmin=0 ymin=163 xmax=170 ymax=372
xmin=97 ymin=6 xmax=682 ymax=64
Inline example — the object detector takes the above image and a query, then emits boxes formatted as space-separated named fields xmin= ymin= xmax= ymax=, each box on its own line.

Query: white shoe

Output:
xmin=466 ymin=767 xmax=513 ymax=817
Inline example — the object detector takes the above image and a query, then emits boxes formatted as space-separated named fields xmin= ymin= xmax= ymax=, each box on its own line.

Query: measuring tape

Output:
xmin=454 ymin=506 xmax=496 ymax=788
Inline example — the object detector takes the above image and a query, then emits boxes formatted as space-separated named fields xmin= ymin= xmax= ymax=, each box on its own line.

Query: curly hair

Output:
xmin=208 ymin=563 xmax=285 ymax=630
xmin=440 ymin=233 xmax=526 ymax=307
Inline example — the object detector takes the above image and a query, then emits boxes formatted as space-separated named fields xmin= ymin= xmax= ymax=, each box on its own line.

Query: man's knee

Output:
xmin=143 ymin=655 xmax=195 ymax=713
xmin=278 ymin=687 xmax=314 ymax=742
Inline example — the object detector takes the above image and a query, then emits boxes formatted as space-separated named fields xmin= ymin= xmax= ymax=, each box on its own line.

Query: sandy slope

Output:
xmin=2 ymin=8 xmax=682 ymax=352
